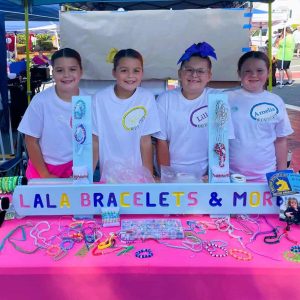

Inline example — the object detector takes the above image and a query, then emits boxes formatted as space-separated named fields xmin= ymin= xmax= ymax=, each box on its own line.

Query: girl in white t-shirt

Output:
xmin=92 ymin=49 xmax=160 ymax=175
xmin=227 ymin=51 xmax=293 ymax=182
xmin=18 ymin=48 xmax=84 ymax=179
xmin=153 ymin=42 xmax=220 ymax=178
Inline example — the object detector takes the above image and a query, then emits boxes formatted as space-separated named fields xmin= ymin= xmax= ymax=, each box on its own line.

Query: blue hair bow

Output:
xmin=177 ymin=42 xmax=217 ymax=64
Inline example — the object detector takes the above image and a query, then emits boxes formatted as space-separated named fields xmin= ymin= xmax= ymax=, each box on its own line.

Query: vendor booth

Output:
xmin=2 ymin=1 xmax=300 ymax=300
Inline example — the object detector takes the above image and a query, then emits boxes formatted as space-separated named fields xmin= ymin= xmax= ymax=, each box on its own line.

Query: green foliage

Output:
xmin=36 ymin=33 xmax=51 ymax=42
xmin=16 ymin=34 xmax=26 ymax=45
xmin=38 ymin=40 xmax=53 ymax=51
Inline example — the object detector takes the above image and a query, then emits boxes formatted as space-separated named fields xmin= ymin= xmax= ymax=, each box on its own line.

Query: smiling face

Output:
xmin=290 ymin=199 xmax=298 ymax=209
xmin=112 ymin=57 xmax=143 ymax=99
xmin=238 ymin=57 xmax=269 ymax=93
xmin=52 ymin=57 xmax=82 ymax=101
xmin=178 ymin=56 xmax=212 ymax=100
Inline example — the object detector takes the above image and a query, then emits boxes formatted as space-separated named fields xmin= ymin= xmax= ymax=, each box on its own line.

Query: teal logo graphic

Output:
xmin=250 ymin=102 xmax=278 ymax=122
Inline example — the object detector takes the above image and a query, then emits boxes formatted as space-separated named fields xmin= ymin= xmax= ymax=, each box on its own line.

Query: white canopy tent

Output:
xmin=5 ymin=21 xmax=58 ymax=32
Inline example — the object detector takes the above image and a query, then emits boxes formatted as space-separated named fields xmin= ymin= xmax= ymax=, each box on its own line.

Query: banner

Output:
xmin=13 ymin=182 xmax=279 ymax=216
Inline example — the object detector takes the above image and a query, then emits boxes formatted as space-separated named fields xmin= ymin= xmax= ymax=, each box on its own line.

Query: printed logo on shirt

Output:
xmin=122 ymin=106 xmax=147 ymax=131
xmin=190 ymin=106 xmax=208 ymax=128
xmin=250 ymin=102 xmax=279 ymax=122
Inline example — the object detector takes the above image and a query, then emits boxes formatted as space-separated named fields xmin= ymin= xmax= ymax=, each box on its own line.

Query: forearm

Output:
xmin=275 ymin=136 xmax=288 ymax=170
xmin=140 ymin=135 xmax=153 ymax=175
xmin=25 ymin=135 xmax=52 ymax=177
xmin=156 ymin=139 xmax=170 ymax=167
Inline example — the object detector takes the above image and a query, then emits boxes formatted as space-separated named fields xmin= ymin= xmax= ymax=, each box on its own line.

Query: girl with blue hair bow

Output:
xmin=153 ymin=42 xmax=232 ymax=179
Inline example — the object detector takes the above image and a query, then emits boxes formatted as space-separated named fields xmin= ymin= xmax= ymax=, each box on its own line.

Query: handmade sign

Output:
xmin=72 ymin=96 xmax=93 ymax=183
xmin=208 ymin=94 xmax=231 ymax=183
xmin=12 ymin=182 xmax=280 ymax=216
xmin=288 ymin=174 xmax=300 ymax=193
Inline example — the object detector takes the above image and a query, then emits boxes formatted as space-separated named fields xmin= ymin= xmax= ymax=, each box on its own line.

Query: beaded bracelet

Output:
xmin=204 ymin=243 xmax=228 ymax=258
xmin=135 ymin=248 xmax=153 ymax=259
xmin=229 ymin=248 xmax=253 ymax=261
xmin=291 ymin=245 xmax=300 ymax=253
xmin=46 ymin=245 xmax=61 ymax=256
xmin=283 ymin=251 xmax=300 ymax=263
xmin=60 ymin=238 xmax=75 ymax=251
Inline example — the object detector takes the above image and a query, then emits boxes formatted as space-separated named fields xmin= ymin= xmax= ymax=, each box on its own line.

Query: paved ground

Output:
xmin=272 ymin=56 xmax=300 ymax=172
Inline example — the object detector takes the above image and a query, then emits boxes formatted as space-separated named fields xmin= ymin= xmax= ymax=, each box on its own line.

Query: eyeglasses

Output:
xmin=182 ymin=67 xmax=210 ymax=76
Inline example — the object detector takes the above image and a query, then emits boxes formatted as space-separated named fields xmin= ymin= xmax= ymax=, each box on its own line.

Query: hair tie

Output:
xmin=177 ymin=42 xmax=217 ymax=64
xmin=106 ymin=48 xmax=119 ymax=63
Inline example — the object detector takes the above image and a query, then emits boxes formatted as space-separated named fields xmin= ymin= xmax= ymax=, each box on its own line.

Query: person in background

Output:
xmin=32 ymin=46 xmax=50 ymax=66
xmin=293 ymin=26 xmax=300 ymax=58
xmin=227 ymin=51 xmax=293 ymax=182
xmin=153 ymin=42 xmax=233 ymax=179
xmin=92 ymin=48 xmax=160 ymax=176
xmin=276 ymin=27 xmax=295 ymax=86
xmin=284 ymin=197 xmax=300 ymax=230
xmin=18 ymin=48 xmax=85 ymax=179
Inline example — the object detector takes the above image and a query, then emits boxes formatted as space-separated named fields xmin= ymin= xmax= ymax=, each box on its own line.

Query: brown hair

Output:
xmin=51 ymin=48 xmax=82 ymax=69
xmin=287 ymin=197 xmax=299 ymax=207
xmin=237 ymin=51 xmax=270 ymax=72
xmin=113 ymin=49 xmax=143 ymax=70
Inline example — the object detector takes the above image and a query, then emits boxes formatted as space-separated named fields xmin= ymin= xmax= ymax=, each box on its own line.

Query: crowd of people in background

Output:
xmin=268 ymin=25 xmax=300 ymax=87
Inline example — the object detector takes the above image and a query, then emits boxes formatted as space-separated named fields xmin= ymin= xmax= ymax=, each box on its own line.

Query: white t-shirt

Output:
xmin=153 ymin=87 xmax=234 ymax=177
xmin=18 ymin=86 xmax=87 ymax=165
xmin=92 ymin=85 xmax=160 ymax=170
xmin=227 ymin=88 xmax=293 ymax=182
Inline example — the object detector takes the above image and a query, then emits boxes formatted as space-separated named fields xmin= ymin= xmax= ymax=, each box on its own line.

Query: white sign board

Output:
xmin=60 ymin=9 xmax=250 ymax=81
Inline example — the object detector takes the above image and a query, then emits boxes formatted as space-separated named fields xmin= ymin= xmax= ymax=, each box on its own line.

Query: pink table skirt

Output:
xmin=0 ymin=214 xmax=299 ymax=300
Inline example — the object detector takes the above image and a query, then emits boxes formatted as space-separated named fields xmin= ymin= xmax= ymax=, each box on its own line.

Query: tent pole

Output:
xmin=24 ymin=0 xmax=31 ymax=104
xmin=267 ymin=0 xmax=272 ymax=91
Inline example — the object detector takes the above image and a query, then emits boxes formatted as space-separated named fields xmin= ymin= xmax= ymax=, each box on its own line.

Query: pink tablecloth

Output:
xmin=0 ymin=214 xmax=299 ymax=300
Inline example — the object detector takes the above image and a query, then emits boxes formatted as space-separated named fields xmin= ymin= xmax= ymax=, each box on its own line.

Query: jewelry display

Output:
xmin=0 ymin=176 xmax=27 ymax=194
xmin=74 ymin=99 xmax=86 ymax=119
xmin=214 ymin=143 xmax=226 ymax=168
xmin=120 ymin=219 xmax=184 ymax=241
xmin=74 ymin=124 xmax=87 ymax=145
xmin=72 ymin=96 xmax=93 ymax=183
xmin=208 ymin=95 xmax=230 ymax=183
xmin=101 ymin=207 xmax=120 ymax=227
